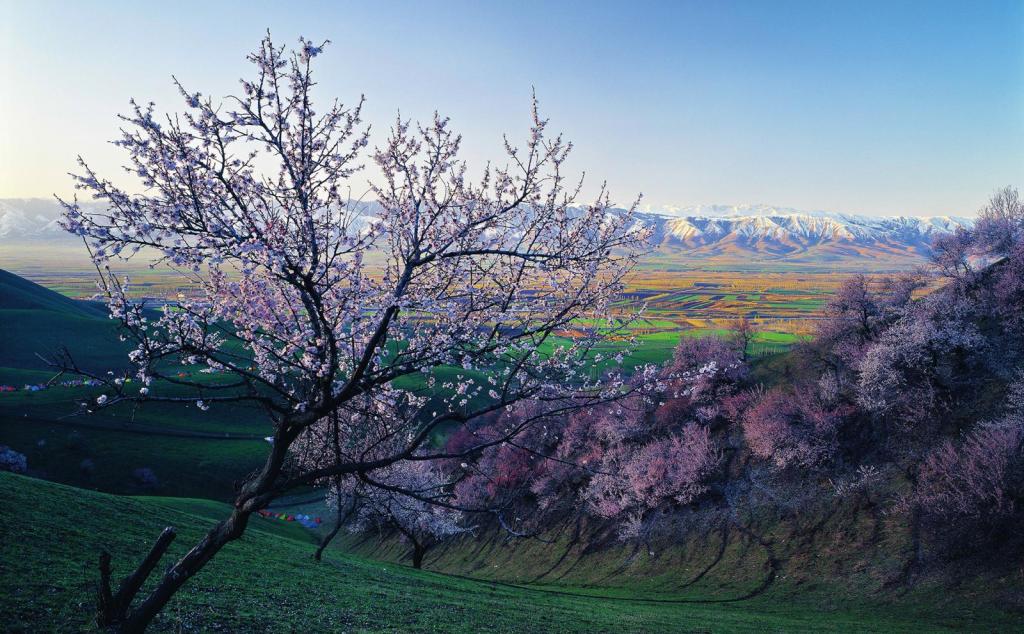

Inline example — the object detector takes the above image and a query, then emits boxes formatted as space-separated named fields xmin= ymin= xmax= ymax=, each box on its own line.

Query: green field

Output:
xmin=0 ymin=262 xmax=827 ymax=373
xmin=0 ymin=267 xmax=806 ymax=504
xmin=2 ymin=472 xmax=1015 ymax=633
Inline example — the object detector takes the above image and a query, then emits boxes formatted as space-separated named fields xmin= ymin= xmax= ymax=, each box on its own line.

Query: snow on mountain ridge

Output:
xmin=0 ymin=198 xmax=974 ymax=265
xmin=642 ymin=204 xmax=972 ymax=237
xmin=630 ymin=205 xmax=972 ymax=248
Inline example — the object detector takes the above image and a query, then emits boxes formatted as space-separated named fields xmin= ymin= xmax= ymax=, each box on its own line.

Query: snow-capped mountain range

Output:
xmin=628 ymin=204 xmax=971 ymax=264
xmin=0 ymin=199 xmax=972 ymax=267
xmin=0 ymin=199 xmax=77 ymax=239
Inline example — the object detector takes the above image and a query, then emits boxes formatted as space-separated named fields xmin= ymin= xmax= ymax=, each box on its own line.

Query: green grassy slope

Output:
xmin=2 ymin=472 xmax=1019 ymax=633
xmin=0 ymin=270 xmax=274 ymax=500
xmin=0 ymin=267 xmax=106 ymax=316
xmin=0 ymin=369 xmax=272 ymax=501
xmin=345 ymin=533 xmax=1021 ymax=633
xmin=0 ymin=416 xmax=267 ymax=499
xmin=0 ymin=268 xmax=128 ymax=372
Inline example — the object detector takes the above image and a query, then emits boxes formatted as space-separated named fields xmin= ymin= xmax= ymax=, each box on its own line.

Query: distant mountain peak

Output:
xmin=0 ymin=198 xmax=974 ymax=269
xmin=628 ymin=205 xmax=972 ymax=266
xmin=646 ymin=203 xmax=828 ymax=218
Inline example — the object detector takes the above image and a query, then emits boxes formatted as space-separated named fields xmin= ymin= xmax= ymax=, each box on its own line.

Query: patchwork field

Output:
xmin=605 ymin=270 xmax=845 ymax=361
xmin=0 ymin=263 xmax=890 ymax=507
xmin=0 ymin=248 xmax=859 ymax=370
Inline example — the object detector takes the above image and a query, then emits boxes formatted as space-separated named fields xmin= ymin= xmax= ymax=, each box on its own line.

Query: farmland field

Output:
xmin=608 ymin=270 xmax=842 ymax=360
xmin=0 ymin=248 xmax=871 ymax=366
xmin=0 ymin=262 xmax=862 ymax=503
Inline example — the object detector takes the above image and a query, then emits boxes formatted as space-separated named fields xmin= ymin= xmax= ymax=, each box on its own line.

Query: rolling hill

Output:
xmin=2 ymin=472 xmax=1017 ymax=632
xmin=0 ymin=267 xmax=107 ymax=316
xmin=0 ymin=269 xmax=272 ymax=500
xmin=0 ymin=268 xmax=127 ymax=373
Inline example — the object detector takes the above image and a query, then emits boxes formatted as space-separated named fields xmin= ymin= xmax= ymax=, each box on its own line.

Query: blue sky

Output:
xmin=1 ymin=0 xmax=1021 ymax=216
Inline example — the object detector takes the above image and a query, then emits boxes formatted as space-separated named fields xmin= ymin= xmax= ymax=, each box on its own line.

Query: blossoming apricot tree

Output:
xmin=57 ymin=34 xmax=647 ymax=631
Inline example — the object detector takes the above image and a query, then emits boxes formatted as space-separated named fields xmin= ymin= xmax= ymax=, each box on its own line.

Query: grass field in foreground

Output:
xmin=2 ymin=472 xmax=1019 ymax=633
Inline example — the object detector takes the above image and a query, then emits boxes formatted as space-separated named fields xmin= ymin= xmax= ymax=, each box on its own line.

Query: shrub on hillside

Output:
xmin=741 ymin=384 xmax=849 ymax=470
xmin=855 ymin=295 xmax=986 ymax=432
xmin=132 ymin=467 xmax=159 ymax=489
xmin=447 ymin=335 xmax=746 ymax=541
xmin=584 ymin=423 xmax=720 ymax=521
xmin=0 ymin=446 xmax=27 ymax=474
xmin=913 ymin=418 xmax=1024 ymax=523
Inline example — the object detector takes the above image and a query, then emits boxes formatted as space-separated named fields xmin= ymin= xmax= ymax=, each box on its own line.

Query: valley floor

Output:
xmin=1 ymin=472 xmax=1019 ymax=633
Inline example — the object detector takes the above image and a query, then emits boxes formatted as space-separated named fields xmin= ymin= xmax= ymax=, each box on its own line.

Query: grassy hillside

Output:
xmin=0 ymin=268 xmax=128 ymax=372
xmin=0 ymin=369 xmax=272 ymax=501
xmin=1 ymin=273 xmax=1020 ymax=632
xmin=0 ymin=415 xmax=267 ymax=499
xmin=0 ymin=270 xmax=273 ymax=499
xmin=3 ymin=472 xmax=1019 ymax=633
xmin=332 ymin=501 xmax=1024 ymax=632
xmin=0 ymin=267 xmax=106 ymax=316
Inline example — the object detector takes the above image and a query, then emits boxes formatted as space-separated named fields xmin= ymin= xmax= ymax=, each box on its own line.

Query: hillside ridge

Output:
xmin=2 ymin=472 xmax=1018 ymax=632
xmin=0 ymin=267 xmax=105 ymax=317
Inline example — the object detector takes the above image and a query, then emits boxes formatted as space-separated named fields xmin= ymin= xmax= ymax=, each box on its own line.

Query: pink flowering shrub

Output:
xmin=653 ymin=336 xmax=746 ymax=428
xmin=742 ymin=384 xmax=848 ymax=470
xmin=913 ymin=419 xmax=1023 ymax=521
xmin=973 ymin=186 xmax=1023 ymax=261
xmin=584 ymin=423 xmax=719 ymax=519
xmin=814 ymin=273 xmax=923 ymax=370
xmin=991 ymin=242 xmax=1024 ymax=336
xmin=448 ymin=335 xmax=744 ymax=539
xmin=855 ymin=295 xmax=986 ymax=427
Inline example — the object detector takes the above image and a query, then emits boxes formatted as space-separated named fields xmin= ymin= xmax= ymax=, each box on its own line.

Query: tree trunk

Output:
xmin=96 ymin=420 xmax=299 ymax=632
xmin=314 ymin=488 xmax=356 ymax=562
xmin=96 ymin=527 xmax=178 ymax=629
xmin=96 ymin=551 xmax=115 ymax=627
xmin=314 ymin=519 xmax=343 ymax=562
xmin=411 ymin=542 xmax=426 ymax=569
xmin=102 ymin=510 xmax=250 ymax=632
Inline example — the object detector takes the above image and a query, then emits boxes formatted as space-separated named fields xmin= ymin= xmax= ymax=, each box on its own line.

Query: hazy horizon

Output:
xmin=0 ymin=195 xmax=981 ymax=220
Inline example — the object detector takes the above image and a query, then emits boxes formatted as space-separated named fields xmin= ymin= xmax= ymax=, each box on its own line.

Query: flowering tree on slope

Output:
xmin=449 ymin=336 xmax=738 ymax=542
xmin=57 ymin=35 xmax=648 ymax=632
xmin=328 ymin=460 xmax=470 ymax=569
